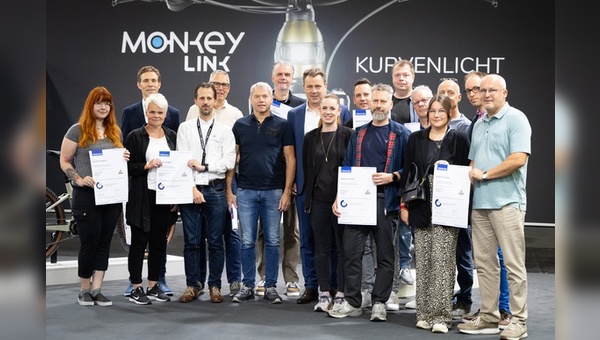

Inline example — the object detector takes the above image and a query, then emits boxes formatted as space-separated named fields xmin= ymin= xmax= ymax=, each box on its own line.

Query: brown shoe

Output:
xmin=209 ymin=286 xmax=223 ymax=303
xmin=296 ymin=287 xmax=318 ymax=304
xmin=179 ymin=286 xmax=199 ymax=303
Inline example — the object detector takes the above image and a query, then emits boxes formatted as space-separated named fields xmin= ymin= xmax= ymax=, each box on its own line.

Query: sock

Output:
xmin=91 ymin=288 xmax=101 ymax=297
xmin=80 ymin=288 xmax=91 ymax=295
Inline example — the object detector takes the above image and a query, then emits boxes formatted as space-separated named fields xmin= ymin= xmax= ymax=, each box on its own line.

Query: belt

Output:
xmin=197 ymin=178 xmax=225 ymax=188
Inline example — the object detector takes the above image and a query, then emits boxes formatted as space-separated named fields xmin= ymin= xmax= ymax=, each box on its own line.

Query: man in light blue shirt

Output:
xmin=458 ymin=74 xmax=531 ymax=340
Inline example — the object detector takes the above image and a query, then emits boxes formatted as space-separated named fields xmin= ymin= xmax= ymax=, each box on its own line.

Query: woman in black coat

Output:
xmin=302 ymin=93 xmax=352 ymax=312
xmin=124 ymin=93 xmax=177 ymax=305
xmin=398 ymin=94 xmax=470 ymax=333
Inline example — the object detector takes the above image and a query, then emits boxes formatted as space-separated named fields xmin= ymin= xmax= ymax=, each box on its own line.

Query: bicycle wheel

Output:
xmin=46 ymin=188 xmax=66 ymax=258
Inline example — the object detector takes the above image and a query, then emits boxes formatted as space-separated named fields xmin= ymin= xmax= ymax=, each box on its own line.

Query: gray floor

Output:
xmin=46 ymin=226 xmax=555 ymax=339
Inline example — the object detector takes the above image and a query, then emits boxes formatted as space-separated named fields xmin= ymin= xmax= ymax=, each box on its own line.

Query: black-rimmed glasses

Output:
xmin=210 ymin=81 xmax=230 ymax=89
xmin=463 ymin=86 xmax=480 ymax=95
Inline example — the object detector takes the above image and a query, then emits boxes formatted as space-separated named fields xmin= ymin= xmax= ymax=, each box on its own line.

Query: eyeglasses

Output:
xmin=210 ymin=81 xmax=230 ymax=89
xmin=479 ymin=88 xmax=502 ymax=95
xmin=463 ymin=86 xmax=480 ymax=95
xmin=439 ymin=77 xmax=458 ymax=83
xmin=94 ymin=101 xmax=111 ymax=107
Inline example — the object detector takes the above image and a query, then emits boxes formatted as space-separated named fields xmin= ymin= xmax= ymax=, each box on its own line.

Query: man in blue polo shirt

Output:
xmin=231 ymin=82 xmax=296 ymax=304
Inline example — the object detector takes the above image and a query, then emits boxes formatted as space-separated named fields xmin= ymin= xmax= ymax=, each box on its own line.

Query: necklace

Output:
xmin=320 ymin=131 xmax=336 ymax=162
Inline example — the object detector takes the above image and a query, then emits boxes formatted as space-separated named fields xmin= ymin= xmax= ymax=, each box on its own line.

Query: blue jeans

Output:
xmin=180 ymin=183 xmax=227 ymax=289
xmin=296 ymin=192 xmax=318 ymax=290
xmin=398 ymin=219 xmax=413 ymax=269
xmin=237 ymin=188 xmax=282 ymax=288
xmin=498 ymin=247 xmax=511 ymax=313
xmin=224 ymin=210 xmax=241 ymax=283
xmin=455 ymin=225 xmax=474 ymax=305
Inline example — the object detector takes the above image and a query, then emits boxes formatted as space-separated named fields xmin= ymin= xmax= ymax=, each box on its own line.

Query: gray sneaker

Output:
xmin=77 ymin=292 xmax=94 ymax=306
xmin=264 ymin=286 xmax=282 ymax=304
xmin=229 ymin=281 xmax=241 ymax=297
xmin=399 ymin=268 xmax=415 ymax=285
xmin=232 ymin=286 xmax=255 ymax=303
xmin=129 ymin=286 xmax=151 ymax=305
xmin=451 ymin=301 xmax=472 ymax=320
xmin=92 ymin=292 xmax=112 ymax=307
xmin=370 ymin=301 xmax=387 ymax=322
xmin=328 ymin=300 xmax=363 ymax=318
xmin=147 ymin=285 xmax=171 ymax=302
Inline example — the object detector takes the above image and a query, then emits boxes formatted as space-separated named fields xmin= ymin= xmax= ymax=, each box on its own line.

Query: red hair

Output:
xmin=78 ymin=86 xmax=123 ymax=148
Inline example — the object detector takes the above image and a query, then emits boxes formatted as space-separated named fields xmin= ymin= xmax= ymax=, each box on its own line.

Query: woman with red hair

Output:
xmin=59 ymin=86 xmax=130 ymax=307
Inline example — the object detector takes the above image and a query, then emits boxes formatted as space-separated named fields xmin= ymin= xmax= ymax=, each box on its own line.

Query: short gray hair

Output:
xmin=371 ymin=83 xmax=394 ymax=100
xmin=249 ymin=82 xmax=273 ymax=96
xmin=144 ymin=93 xmax=168 ymax=113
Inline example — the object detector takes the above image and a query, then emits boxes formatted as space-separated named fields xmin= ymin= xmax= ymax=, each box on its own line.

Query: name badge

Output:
xmin=197 ymin=171 xmax=209 ymax=185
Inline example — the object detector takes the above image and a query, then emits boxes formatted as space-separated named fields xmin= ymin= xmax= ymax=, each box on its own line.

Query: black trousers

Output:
xmin=310 ymin=199 xmax=343 ymax=293
xmin=343 ymin=197 xmax=396 ymax=307
xmin=72 ymin=186 xmax=121 ymax=278
xmin=128 ymin=190 xmax=170 ymax=284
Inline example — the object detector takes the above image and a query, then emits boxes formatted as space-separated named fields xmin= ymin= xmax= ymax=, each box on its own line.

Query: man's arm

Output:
xmin=469 ymin=152 xmax=529 ymax=181
xmin=280 ymin=145 xmax=296 ymax=211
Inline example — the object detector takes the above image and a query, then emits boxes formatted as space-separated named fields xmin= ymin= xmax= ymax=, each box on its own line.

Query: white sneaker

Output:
xmin=399 ymin=268 xmax=415 ymax=285
xmin=285 ymin=282 xmax=301 ymax=297
xmin=432 ymin=323 xmax=449 ymax=333
xmin=360 ymin=290 xmax=372 ymax=309
xmin=416 ymin=320 xmax=432 ymax=330
xmin=405 ymin=298 xmax=416 ymax=309
xmin=330 ymin=296 xmax=345 ymax=313
xmin=255 ymin=280 xmax=265 ymax=296
xmin=370 ymin=302 xmax=387 ymax=322
xmin=385 ymin=291 xmax=400 ymax=311
xmin=314 ymin=295 xmax=332 ymax=312
xmin=328 ymin=300 xmax=363 ymax=318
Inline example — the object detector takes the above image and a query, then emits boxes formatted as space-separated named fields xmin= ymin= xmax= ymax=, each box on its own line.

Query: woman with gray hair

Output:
xmin=124 ymin=93 xmax=177 ymax=305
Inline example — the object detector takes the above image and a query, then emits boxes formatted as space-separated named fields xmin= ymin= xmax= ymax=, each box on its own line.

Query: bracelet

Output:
xmin=400 ymin=202 xmax=407 ymax=210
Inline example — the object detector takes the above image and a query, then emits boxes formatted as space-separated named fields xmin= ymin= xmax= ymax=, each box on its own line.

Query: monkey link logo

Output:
xmin=121 ymin=31 xmax=245 ymax=72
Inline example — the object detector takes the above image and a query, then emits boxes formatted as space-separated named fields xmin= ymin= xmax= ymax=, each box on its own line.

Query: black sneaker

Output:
xmin=92 ymin=292 xmax=113 ymax=307
xmin=264 ymin=286 xmax=282 ymax=304
xmin=77 ymin=292 xmax=94 ymax=306
xmin=129 ymin=286 xmax=151 ymax=305
xmin=147 ymin=285 xmax=170 ymax=302
xmin=232 ymin=286 xmax=255 ymax=303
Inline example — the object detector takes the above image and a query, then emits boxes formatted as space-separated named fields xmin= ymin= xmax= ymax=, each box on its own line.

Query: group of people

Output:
xmin=59 ymin=58 xmax=532 ymax=340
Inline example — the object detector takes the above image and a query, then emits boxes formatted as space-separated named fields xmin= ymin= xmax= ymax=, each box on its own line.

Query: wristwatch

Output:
xmin=481 ymin=171 xmax=488 ymax=181
xmin=392 ymin=173 xmax=399 ymax=182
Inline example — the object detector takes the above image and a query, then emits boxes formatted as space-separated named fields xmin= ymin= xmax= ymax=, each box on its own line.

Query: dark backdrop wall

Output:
xmin=47 ymin=0 xmax=554 ymax=225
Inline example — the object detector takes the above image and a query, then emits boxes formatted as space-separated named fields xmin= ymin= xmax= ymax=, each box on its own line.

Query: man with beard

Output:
xmin=329 ymin=83 xmax=410 ymax=323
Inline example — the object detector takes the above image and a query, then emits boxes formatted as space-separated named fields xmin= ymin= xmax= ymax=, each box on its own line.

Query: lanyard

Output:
xmin=197 ymin=118 xmax=214 ymax=165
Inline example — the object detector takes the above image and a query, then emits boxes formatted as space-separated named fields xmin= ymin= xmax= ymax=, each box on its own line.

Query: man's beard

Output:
xmin=372 ymin=112 xmax=387 ymax=121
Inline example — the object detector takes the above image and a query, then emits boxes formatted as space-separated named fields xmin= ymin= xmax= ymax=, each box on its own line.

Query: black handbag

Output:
xmin=401 ymin=162 xmax=426 ymax=203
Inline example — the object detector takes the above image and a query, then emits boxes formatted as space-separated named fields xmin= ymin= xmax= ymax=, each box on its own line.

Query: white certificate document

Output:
xmin=352 ymin=109 xmax=372 ymax=129
xmin=156 ymin=150 xmax=194 ymax=204
xmin=271 ymin=100 xmax=293 ymax=120
xmin=337 ymin=166 xmax=377 ymax=226
xmin=404 ymin=122 xmax=421 ymax=133
xmin=431 ymin=162 xmax=471 ymax=228
xmin=89 ymin=148 xmax=128 ymax=205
